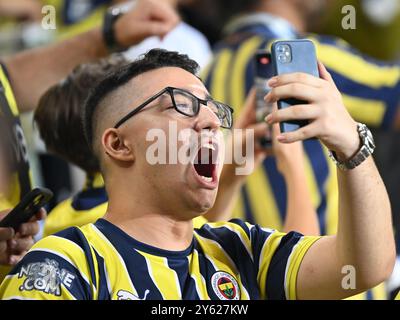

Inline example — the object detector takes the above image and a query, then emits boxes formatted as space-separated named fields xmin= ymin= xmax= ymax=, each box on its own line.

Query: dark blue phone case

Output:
xmin=271 ymin=39 xmax=319 ymax=133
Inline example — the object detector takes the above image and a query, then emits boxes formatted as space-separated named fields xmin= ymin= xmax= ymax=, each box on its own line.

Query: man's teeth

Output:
xmin=200 ymin=176 xmax=213 ymax=182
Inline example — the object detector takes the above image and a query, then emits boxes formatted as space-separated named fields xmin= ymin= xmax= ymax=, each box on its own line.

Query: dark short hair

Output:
xmin=83 ymin=49 xmax=200 ymax=150
xmin=34 ymin=55 xmax=128 ymax=173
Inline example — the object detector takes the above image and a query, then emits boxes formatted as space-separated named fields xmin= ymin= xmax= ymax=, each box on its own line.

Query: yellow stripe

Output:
xmin=0 ymin=65 xmax=19 ymax=116
xmin=210 ymin=49 xmax=233 ymax=102
xmin=193 ymin=216 xmax=208 ymax=229
xmin=342 ymin=94 xmax=386 ymax=127
xmin=310 ymin=36 xmax=400 ymax=88
xmin=188 ymin=250 xmax=209 ymax=299
xmin=230 ymin=36 xmax=264 ymax=110
xmin=136 ymin=250 xmax=181 ymax=299
xmin=257 ymin=231 xmax=282 ymax=299
xmin=0 ymin=274 xmax=78 ymax=300
xmin=205 ymin=221 xmax=252 ymax=259
xmin=194 ymin=233 xmax=250 ymax=299
xmin=321 ymin=147 xmax=339 ymax=235
xmin=286 ymin=236 xmax=321 ymax=300
xmin=33 ymin=236 xmax=92 ymax=284
xmin=81 ymin=224 xmax=138 ymax=298
xmin=246 ymin=167 xmax=282 ymax=229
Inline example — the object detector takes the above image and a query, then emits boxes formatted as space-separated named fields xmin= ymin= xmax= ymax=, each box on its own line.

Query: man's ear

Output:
xmin=102 ymin=128 xmax=135 ymax=162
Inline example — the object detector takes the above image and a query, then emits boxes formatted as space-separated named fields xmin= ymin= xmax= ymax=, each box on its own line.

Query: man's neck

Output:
xmin=258 ymin=0 xmax=305 ymax=33
xmin=104 ymin=199 xmax=195 ymax=252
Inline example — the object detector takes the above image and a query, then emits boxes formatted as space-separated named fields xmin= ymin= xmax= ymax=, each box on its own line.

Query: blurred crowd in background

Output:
xmin=1 ymin=0 xmax=400 ymax=299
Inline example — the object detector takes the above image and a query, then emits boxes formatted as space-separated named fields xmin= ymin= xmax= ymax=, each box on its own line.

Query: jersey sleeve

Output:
xmin=246 ymin=222 xmax=320 ymax=300
xmin=0 ymin=233 xmax=95 ymax=300
xmin=309 ymin=35 xmax=400 ymax=130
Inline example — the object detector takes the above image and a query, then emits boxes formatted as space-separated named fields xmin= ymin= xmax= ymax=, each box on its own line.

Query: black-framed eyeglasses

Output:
xmin=113 ymin=86 xmax=234 ymax=129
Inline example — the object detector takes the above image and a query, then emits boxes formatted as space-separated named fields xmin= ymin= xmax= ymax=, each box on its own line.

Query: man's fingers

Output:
xmin=268 ymin=72 xmax=324 ymax=89
xmin=265 ymin=83 xmax=321 ymax=103
xmin=276 ymin=123 xmax=318 ymax=143
xmin=8 ymin=237 xmax=34 ymax=255
xmin=31 ymin=208 xmax=47 ymax=222
xmin=16 ymin=220 xmax=40 ymax=237
xmin=265 ymin=104 xmax=319 ymax=124
xmin=36 ymin=207 xmax=47 ymax=220
xmin=0 ymin=227 xmax=15 ymax=241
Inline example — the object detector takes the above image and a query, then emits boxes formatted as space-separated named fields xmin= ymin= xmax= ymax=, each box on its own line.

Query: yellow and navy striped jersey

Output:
xmin=0 ymin=64 xmax=32 ymax=211
xmin=0 ymin=219 xmax=320 ymax=300
xmin=202 ymin=20 xmax=396 ymax=300
xmin=43 ymin=173 xmax=207 ymax=237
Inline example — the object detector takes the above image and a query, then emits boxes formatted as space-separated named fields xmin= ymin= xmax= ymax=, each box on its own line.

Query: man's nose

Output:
xmin=194 ymin=104 xmax=221 ymax=132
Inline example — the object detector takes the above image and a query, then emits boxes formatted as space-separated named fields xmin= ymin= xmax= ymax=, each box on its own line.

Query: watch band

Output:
xmin=103 ymin=7 xmax=125 ymax=53
xmin=329 ymin=123 xmax=375 ymax=170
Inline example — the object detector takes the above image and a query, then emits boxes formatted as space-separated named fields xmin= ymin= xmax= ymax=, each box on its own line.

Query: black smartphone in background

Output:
xmin=253 ymin=51 xmax=274 ymax=147
xmin=271 ymin=39 xmax=319 ymax=133
xmin=0 ymin=187 xmax=53 ymax=230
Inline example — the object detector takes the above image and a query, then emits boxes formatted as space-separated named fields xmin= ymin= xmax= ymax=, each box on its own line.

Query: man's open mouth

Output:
xmin=192 ymin=142 xmax=218 ymax=184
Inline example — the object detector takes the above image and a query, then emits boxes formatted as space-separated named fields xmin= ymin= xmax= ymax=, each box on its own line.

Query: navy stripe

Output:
xmin=248 ymin=224 xmax=275 ymax=278
xmin=70 ymin=187 xmax=108 ymax=211
xmin=8 ymin=250 xmax=92 ymax=299
xmin=193 ymin=239 xmax=219 ymax=300
xmin=92 ymin=249 xmax=110 ymax=300
xmin=167 ymin=257 xmax=200 ymax=299
xmin=229 ymin=219 xmax=251 ymax=239
xmin=265 ymin=231 xmax=303 ymax=300
xmin=195 ymin=224 xmax=258 ymax=299
xmin=55 ymin=227 xmax=98 ymax=292
xmin=93 ymin=221 xmax=164 ymax=299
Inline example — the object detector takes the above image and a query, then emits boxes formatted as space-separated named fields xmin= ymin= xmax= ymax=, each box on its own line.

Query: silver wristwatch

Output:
xmin=328 ymin=122 xmax=375 ymax=170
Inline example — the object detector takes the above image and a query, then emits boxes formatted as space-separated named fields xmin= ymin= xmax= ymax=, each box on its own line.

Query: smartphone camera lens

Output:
xmin=277 ymin=44 xmax=292 ymax=63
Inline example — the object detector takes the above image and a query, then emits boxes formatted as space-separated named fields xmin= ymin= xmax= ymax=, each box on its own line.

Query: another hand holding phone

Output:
xmin=0 ymin=188 xmax=50 ymax=265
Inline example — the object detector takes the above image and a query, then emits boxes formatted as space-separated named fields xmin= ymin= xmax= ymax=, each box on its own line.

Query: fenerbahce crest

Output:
xmin=211 ymin=271 xmax=240 ymax=300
